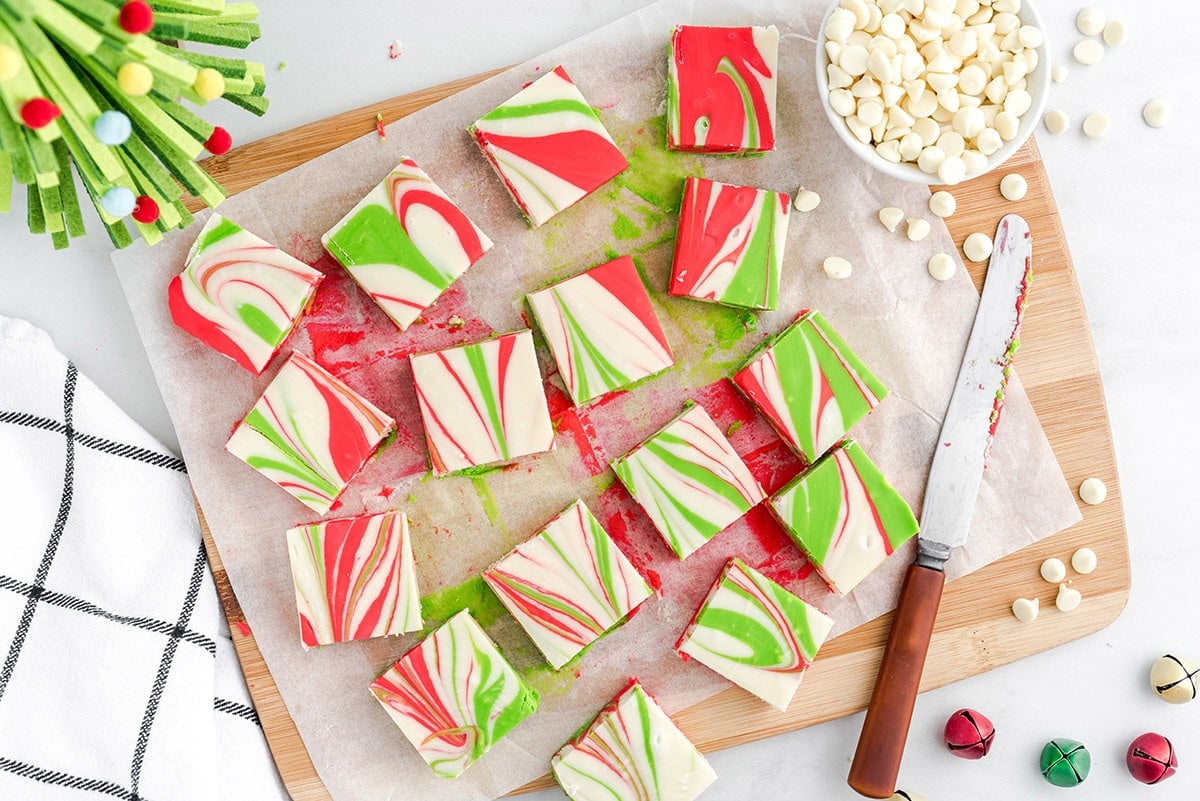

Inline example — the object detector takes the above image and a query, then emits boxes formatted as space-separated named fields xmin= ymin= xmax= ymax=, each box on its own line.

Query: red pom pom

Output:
xmin=943 ymin=708 xmax=995 ymax=760
xmin=119 ymin=1 xmax=154 ymax=35
xmin=20 ymin=97 xmax=61 ymax=129
xmin=132 ymin=195 xmax=160 ymax=224
xmin=204 ymin=126 xmax=232 ymax=155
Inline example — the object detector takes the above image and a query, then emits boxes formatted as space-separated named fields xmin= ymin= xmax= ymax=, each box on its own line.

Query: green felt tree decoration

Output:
xmin=0 ymin=0 xmax=267 ymax=249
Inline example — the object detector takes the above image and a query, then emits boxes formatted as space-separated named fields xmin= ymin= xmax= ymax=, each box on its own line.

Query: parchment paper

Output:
xmin=113 ymin=1 xmax=1081 ymax=798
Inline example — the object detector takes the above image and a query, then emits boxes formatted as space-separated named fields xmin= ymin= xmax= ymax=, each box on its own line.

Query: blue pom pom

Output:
xmin=94 ymin=110 xmax=132 ymax=146
xmin=100 ymin=186 xmax=137 ymax=217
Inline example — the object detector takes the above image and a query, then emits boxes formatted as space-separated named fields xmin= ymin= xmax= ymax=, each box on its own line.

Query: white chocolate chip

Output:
xmin=917 ymin=145 xmax=946 ymax=175
xmin=1073 ymin=39 xmax=1104 ymax=66
xmin=906 ymin=218 xmax=931 ymax=241
xmin=995 ymin=111 xmax=1019 ymax=141
xmin=878 ymin=206 xmax=905 ymax=232
xmin=1143 ymin=98 xmax=1173 ymax=128
xmin=1040 ymin=557 xmax=1067 ymax=584
xmin=822 ymin=255 xmax=853 ymax=279
xmin=1000 ymin=173 xmax=1027 ymax=201
xmin=1078 ymin=477 xmax=1107 ymax=505
xmin=1012 ymin=597 xmax=1039 ymax=623
xmin=1052 ymin=65 xmax=1069 ymax=84
xmin=975 ymin=127 xmax=1003 ymax=156
xmin=927 ymin=252 xmax=956 ymax=281
xmin=1017 ymin=25 xmax=1044 ymax=49
xmin=928 ymin=190 xmax=956 ymax=218
xmin=1076 ymin=8 xmax=1106 ymax=37
xmin=961 ymin=149 xmax=987 ymax=175
xmin=1102 ymin=19 xmax=1127 ymax=47
xmin=1083 ymin=112 xmax=1110 ymax=138
xmin=841 ymin=45 xmax=870 ymax=76
xmin=963 ymin=231 xmax=993 ymax=262
xmin=794 ymin=187 xmax=821 ymax=212
xmin=1055 ymin=583 xmax=1082 ymax=612
xmin=1044 ymin=108 xmax=1070 ymax=135
xmin=1071 ymin=548 xmax=1098 ymax=575
xmin=937 ymin=154 xmax=966 ymax=184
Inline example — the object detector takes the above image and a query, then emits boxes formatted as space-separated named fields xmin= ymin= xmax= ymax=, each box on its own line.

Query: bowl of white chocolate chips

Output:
xmin=816 ymin=0 xmax=1050 ymax=184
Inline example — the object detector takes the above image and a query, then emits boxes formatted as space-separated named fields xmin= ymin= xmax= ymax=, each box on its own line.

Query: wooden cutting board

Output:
xmin=190 ymin=71 xmax=1129 ymax=800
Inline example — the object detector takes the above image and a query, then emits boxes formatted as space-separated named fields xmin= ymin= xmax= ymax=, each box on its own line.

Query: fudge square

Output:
xmin=667 ymin=25 xmax=780 ymax=153
xmin=370 ymin=609 xmax=539 ymax=779
xmin=676 ymin=557 xmax=833 ymax=710
xmin=527 ymin=254 xmax=675 ymax=406
xmin=611 ymin=403 xmax=765 ymax=560
xmin=551 ymin=680 xmax=717 ymax=801
xmin=769 ymin=440 xmax=918 ymax=595
xmin=409 ymin=329 xmax=554 ymax=474
xmin=470 ymin=65 xmax=628 ymax=227
xmin=286 ymin=510 xmax=422 ymax=648
xmin=670 ymin=176 xmax=791 ymax=311
xmin=733 ymin=309 xmax=888 ymax=463
xmin=321 ymin=157 xmax=493 ymax=331
xmin=483 ymin=500 xmax=654 ymax=669
xmin=225 ymin=351 xmax=394 ymax=514
xmin=169 ymin=213 xmax=323 ymax=375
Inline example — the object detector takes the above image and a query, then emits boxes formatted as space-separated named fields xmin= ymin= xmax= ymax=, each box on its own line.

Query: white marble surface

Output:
xmin=1 ymin=1 xmax=1195 ymax=799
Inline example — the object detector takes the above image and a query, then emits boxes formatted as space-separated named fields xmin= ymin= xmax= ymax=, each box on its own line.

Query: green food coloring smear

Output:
xmin=420 ymin=576 xmax=506 ymax=629
xmin=520 ymin=663 xmax=579 ymax=699
xmin=471 ymin=476 xmax=504 ymax=530
xmin=612 ymin=210 xmax=642 ymax=241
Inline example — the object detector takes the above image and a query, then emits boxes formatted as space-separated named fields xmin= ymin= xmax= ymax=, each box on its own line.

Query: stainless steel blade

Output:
xmin=917 ymin=214 xmax=1032 ymax=567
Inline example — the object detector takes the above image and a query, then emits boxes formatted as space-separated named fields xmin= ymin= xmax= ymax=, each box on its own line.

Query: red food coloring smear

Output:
xmin=378 ymin=486 xmax=395 ymax=499
xmin=235 ymin=620 xmax=251 ymax=637
xmin=119 ymin=1 xmax=154 ymax=34
xmin=544 ymin=384 xmax=607 ymax=477
xmin=20 ymin=98 xmax=60 ymax=129
xmin=131 ymin=195 xmax=159 ymax=224
xmin=205 ymin=126 xmax=233 ymax=155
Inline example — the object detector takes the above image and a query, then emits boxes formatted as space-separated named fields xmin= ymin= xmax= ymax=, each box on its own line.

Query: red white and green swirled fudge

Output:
xmin=483 ymin=500 xmax=654 ymax=669
xmin=611 ymin=403 xmax=765 ymax=560
xmin=667 ymin=25 xmax=780 ymax=153
xmin=470 ymin=65 xmax=628 ymax=227
xmin=225 ymin=351 xmax=395 ymax=514
xmin=370 ymin=609 xmax=539 ymax=779
xmin=676 ymin=557 xmax=833 ymax=710
xmin=527 ymin=255 xmax=675 ymax=406
xmin=551 ymin=679 xmax=717 ymax=801
xmin=733 ymin=310 xmax=888 ymax=463
xmin=321 ymin=158 xmax=493 ymax=331
xmin=769 ymin=440 xmax=918 ymax=595
xmin=285 ymin=510 xmax=421 ymax=648
xmin=409 ymin=329 xmax=554 ymax=474
xmin=168 ymin=214 xmax=323 ymax=375
xmin=669 ymin=177 xmax=791 ymax=311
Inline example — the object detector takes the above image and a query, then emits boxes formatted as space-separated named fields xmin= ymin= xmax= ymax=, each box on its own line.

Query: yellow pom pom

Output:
xmin=0 ymin=44 xmax=21 ymax=82
xmin=193 ymin=68 xmax=225 ymax=101
xmin=117 ymin=62 xmax=154 ymax=96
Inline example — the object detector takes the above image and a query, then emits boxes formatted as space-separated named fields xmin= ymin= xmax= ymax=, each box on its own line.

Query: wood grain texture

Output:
xmin=191 ymin=81 xmax=1129 ymax=800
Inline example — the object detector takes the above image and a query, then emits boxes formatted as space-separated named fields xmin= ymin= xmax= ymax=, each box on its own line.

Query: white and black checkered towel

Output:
xmin=0 ymin=316 xmax=288 ymax=801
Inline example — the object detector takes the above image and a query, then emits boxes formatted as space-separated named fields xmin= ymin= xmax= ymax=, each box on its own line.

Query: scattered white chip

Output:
xmin=1083 ymin=112 xmax=1110 ymax=138
xmin=1143 ymin=98 xmax=1173 ymax=128
xmin=1040 ymin=557 xmax=1067 ymax=584
xmin=878 ymin=206 xmax=905 ymax=232
xmin=1071 ymin=548 xmax=1098 ymax=575
xmin=1044 ymin=109 xmax=1070 ymax=135
xmin=929 ymin=190 xmax=956 ymax=218
xmin=1078 ymin=477 xmax=1107 ymax=505
xmin=1012 ymin=597 xmax=1039 ymax=624
xmin=906 ymin=218 xmax=931 ymax=241
xmin=1073 ymin=39 xmax=1104 ymax=66
xmin=794 ymin=187 xmax=821 ymax=212
xmin=1052 ymin=65 xmax=1070 ymax=84
xmin=822 ymin=255 xmax=853 ymax=280
xmin=1102 ymin=19 xmax=1127 ymax=47
xmin=963 ymin=232 xmax=993 ymax=262
xmin=1056 ymin=584 xmax=1082 ymax=613
xmin=1076 ymin=8 xmax=1106 ymax=37
xmin=1000 ymin=173 xmax=1028 ymax=202
xmin=927 ymin=252 xmax=956 ymax=281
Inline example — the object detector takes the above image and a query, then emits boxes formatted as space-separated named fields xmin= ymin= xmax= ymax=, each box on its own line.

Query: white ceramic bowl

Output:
xmin=814 ymin=0 xmax=1050 ymax=184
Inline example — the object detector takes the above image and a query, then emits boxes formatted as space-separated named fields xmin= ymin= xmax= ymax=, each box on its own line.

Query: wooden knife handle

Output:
xmin=847 ymin=563 xmax=946 ymax=798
